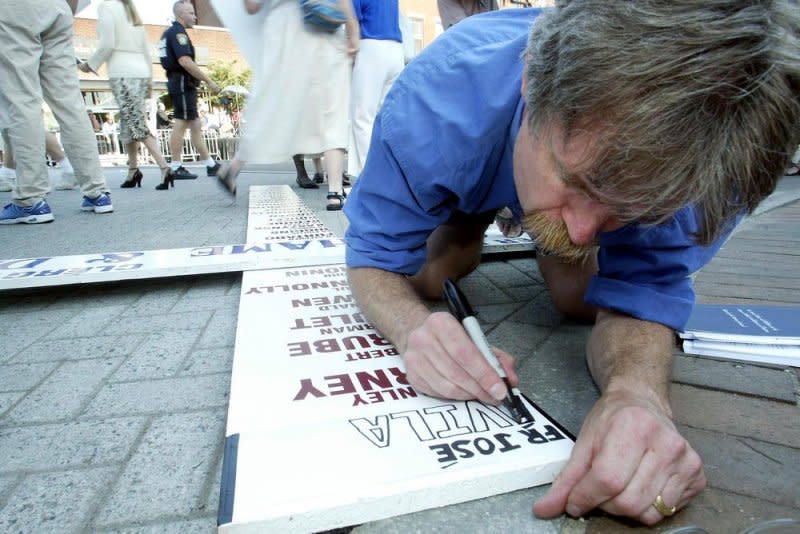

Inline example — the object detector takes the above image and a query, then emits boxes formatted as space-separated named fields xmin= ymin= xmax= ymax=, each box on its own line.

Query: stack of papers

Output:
xmin=679 ymin=304 xmax=799 ymax=367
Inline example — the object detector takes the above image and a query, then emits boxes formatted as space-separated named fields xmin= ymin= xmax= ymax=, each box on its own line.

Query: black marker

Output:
xmin=443 ymin=278 xmax=534 ymax=425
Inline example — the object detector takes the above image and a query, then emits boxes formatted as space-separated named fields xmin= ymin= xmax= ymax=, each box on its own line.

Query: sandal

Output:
xmin=326 ymin=191 xmax=346 ymax=211
xmin=216 ymin=162 xmax=239 ymax=197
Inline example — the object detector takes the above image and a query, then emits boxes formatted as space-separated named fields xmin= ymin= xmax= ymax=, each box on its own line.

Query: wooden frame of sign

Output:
xmin=0 ymin=186 xmax=338 ymax=291
xmin=0 ymin=186 xmax=531 ymax=291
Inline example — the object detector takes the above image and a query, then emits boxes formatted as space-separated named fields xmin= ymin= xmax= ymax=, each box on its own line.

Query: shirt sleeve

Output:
xmin=87 ymin=4 xmax=115 ymax=73
xmin=170 ymin=30 xmax=193 ymax=61
xmin=585 ymin=205 xmax=739 ymax=331
xmin=344 ymin=116 xmax=456 ymax=275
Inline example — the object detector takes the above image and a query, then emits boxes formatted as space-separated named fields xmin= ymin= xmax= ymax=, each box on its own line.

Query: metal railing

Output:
xmin=93 ymin=130 xmax=238 ymax=164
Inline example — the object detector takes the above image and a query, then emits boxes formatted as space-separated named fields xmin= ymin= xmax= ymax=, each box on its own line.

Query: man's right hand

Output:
xmin=207 ymin=80 xmax=221 ymax=94
xmin=402 ymin=311 xmax=519 ymax=405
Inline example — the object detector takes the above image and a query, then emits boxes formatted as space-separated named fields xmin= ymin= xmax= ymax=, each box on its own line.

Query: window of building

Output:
xmin=410 ymin=15 xmax=425 ymax=54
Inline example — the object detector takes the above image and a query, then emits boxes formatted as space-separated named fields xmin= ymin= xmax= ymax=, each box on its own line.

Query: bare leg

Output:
xmin=312 ymin=156 xmax=323 ymax=175
xmin=408 ymin=221 xmax=489 ymax=300
xmin=44 ymin=131 xmax=65 ymax=162
xmin=536 ymin=254 xmax=599 ymax=322
xmin=169 ymin=119 xmax=189 ymax=165
xmin=126 ymin=141 xmax=139 ymax=170
xmin=325 ymin=150 xmax=344 ymax=190
xmin=140 ymin=135 xmax=169 ymax=169
xmin=188 ymin=119 xmax=210 ymax=161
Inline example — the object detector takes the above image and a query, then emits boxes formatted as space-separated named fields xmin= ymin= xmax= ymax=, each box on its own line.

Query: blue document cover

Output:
xmin=679 ymin=304 xmax=799 ymax=344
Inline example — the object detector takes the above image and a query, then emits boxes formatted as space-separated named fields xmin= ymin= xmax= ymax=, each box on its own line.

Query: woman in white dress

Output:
xmin=218 ymin=0 xmax=359 ymax=211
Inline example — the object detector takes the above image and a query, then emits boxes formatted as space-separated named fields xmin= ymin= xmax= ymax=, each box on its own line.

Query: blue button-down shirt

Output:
xmin=344 ymin=8 xmax=734 ymax=331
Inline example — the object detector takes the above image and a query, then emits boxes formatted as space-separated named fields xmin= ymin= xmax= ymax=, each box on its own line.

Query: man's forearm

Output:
xmin=177 ymin=57 xmax=213 ymax=86
xmin=347 ymin=267 xmax=431 ymax=352
xmin=586 ymin=309 xmax=675 ymax=415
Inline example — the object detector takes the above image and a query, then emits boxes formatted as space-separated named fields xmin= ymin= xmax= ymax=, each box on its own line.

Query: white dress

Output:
xmin=238 ymin=0 xmax=351 ymax=163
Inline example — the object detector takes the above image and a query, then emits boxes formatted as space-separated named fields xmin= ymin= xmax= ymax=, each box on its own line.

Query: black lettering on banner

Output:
xmin=428 ymin=432 xmax=522 ymax=468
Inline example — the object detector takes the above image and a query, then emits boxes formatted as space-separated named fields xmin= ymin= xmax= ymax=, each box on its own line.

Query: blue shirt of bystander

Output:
xmin=352 ymin=0 xmax=402 ymax=42
xmin=344 ymin=8 xmax=734 ymax=331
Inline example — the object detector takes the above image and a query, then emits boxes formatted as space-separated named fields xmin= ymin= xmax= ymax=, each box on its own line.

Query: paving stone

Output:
xmin=102 ymin=310 xmax=213 ymax=336
xmin=94 ymin=411 xmax=226 ymax=527
xmin=474 ymin=302 xmax=529 ymax=327
xmin=681 ymin=426 xmax=800 ymax=508
xmin=476 ymin=261 xmax=542 ymax=288
xmin=354 ymin=485 xmax=561 ymax=534
xmin=96 ymin=517 xmax=217 ymax=534
xmin=507 ymin=290 xmax=564 ymax=327
xmin=170 ymin=293 xmax=239 ymax=313
xmin=112 ymin=331 xmax=202 ymax=381
xmin=179 ymin=348 xmax=233 ymax=376
xmin=506 ymin=257 xmax=545 ymax=283
xmin=459 ymin=272 xmax=514 ymax=306
xmin=585 ymin=487 xmax=800 ymax=533
xmin=507 ymin=323 xmax=598 ymax=436
xmin=0 ymin=308 xmax=79 ymax=361
xmin=0 ymin=475 xmax=20 ymax=503
xmin=82 ymin=374 xmax=230 ymax=417
xmin=0 ymin=467 xmax=115 ymax=534
xmin=118 ymin=285 xmax=189 ymax=317
xmin=0 ymin=291 xmax=65 ymax=313
xmin=184 ymin=275 xmax=236 ymax=299
xmin=46 ymin=304 xmax=129 ymax=339
xmin=5 ymin=358 xmax=122 ymax=423
xmin=672 ymin=354 xmax=798 ymax=403
xmin=0 ymin=392 xmax=24 ymax=417
xmin=0 ymin=418 xmax=145 ymax=473
xmin=203 ymin=450 xmax=224 ymax=516
xmin=194 ymin=311 xmax=238 ymax=349
xmin=671 ymin=384 xmax=800 ymax=447
xmin=10 ymin=334 xmax=142 ymax=364
xmin=0 ymin=362 xmax=57 ymax=391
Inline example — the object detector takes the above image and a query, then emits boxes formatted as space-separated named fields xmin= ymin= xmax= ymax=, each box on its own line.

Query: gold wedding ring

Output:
xmin=652 ymin=494 xmax=676 ymax=517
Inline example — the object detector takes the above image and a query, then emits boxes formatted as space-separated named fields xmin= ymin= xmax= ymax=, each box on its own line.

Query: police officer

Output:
xmin=159 ymin=1 xmax=221 ymax=180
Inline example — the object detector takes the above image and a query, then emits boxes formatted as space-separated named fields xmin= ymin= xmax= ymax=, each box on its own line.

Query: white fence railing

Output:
xmin=93 ymin=130 xmax=239 ymax=164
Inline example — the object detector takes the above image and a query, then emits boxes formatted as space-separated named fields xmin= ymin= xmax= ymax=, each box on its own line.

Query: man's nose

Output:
xmin=563 ymin=210 xmax=603 ymax=245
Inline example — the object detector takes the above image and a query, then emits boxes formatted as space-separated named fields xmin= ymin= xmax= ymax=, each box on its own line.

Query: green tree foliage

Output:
xmin=206 ymin=60 xmax=252 ymax=110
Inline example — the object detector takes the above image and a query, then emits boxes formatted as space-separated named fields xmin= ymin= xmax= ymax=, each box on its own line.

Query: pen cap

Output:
xmin=443 ymin=278 xmax=475 ymax=320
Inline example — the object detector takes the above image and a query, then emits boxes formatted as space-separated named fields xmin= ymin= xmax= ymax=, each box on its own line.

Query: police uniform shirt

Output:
xmin=159 ymin=21 xmax=195 ymax=81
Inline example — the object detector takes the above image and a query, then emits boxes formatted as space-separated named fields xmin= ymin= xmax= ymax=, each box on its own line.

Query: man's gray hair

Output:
xmin=524 ymin=0 xmax=800 ymax=244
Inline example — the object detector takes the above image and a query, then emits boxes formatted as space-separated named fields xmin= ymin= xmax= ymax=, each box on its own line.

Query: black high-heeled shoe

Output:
xmin=121 ymin=168 xmax=143 ymax=188
xmin=326 ymin=191 xmax=347 ymax=211
xmin=155 ymin=168 xmax=175 ymax=190
xmin=216 ymin=162 xmax=238 ymax=197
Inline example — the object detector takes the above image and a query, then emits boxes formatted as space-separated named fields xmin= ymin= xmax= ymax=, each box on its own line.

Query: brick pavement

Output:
xmin=0 ymin=166 xmax=798 ymax=533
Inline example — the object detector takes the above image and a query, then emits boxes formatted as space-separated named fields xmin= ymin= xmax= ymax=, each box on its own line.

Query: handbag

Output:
xmin=299 ymin=0 xmax=346 ymax=33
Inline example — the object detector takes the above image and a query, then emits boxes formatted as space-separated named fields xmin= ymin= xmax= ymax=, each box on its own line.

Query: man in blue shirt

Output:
xmin=344 ymin=3 xmax=800 ymax=526
xmin=347 ymin=0 xmax=404 ymax=178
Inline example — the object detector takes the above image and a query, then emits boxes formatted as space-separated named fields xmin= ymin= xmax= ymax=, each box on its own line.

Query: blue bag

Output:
xmin=299 ymin=0 xmax=346 ymax=32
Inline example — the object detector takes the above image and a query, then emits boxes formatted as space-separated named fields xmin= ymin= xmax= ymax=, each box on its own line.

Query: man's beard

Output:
xmin=522 ymin=212 xmax=597 ymax=264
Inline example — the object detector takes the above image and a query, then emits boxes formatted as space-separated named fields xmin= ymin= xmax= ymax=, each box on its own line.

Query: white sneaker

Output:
xmin=54 ymin=170 xmax=76 ymax=190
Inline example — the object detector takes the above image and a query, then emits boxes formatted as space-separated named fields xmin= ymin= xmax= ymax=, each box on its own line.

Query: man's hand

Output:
xmin=494 ymin=206 xmax=522 ymax=238
xmin=533 ymin=389 xmax=706 ymax=525
xmin=77 ymin=61 xmax=93 ymax=74
xmin=402 ymin=311 xmax=519 ymax=405
xmin=207 ymin=80 xmax=221 ymax=94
